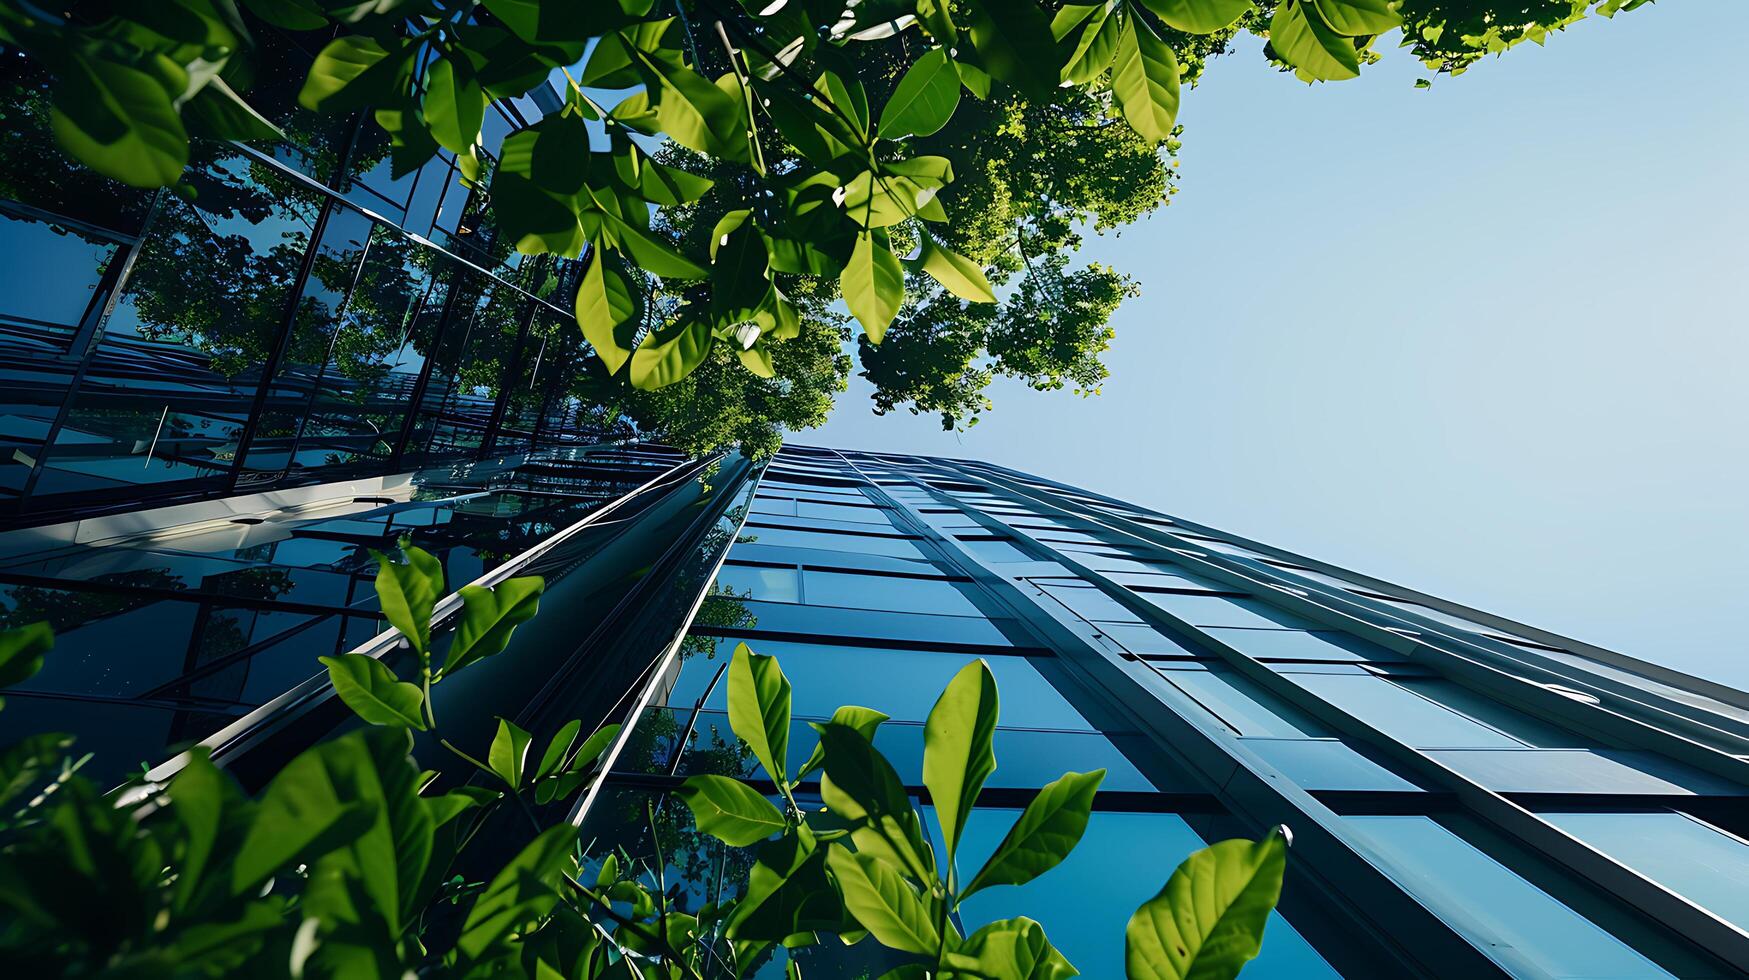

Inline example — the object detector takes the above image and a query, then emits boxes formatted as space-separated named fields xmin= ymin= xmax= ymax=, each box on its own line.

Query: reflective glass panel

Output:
xmin=803 ymin=570 xmax=984 ymax=616
xmin=1543 ymin=810 xmax=1749 ymax=932
xmin=1287 ymin=672 xmax=1524 ymax=748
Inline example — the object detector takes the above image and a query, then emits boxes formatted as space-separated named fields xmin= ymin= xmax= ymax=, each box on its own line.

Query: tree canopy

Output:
xmin=0 ymin=0 xmax=1654 ymax=448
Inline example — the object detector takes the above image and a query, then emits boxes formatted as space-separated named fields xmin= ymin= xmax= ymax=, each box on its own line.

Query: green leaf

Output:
xmin=919 ymin=238 xmax=996 ymax=303
xmin=299 ymin=35 xmax=401 ymax=113
xmin=963 ymin=770 xmax=1104 ymax=899
xmin=442 ymin=575 xmax=544 ymax=677
xmin=736 ymin=343 xmax=775 ymax=378
xmin=601 ymin=210 xmax=708 ymax=279
xmin=535 ymin=719 xmax=583 ymax=781
xmin=51 ymin=54 xmax=187 ymax=189
xmin=1137 ymin=0 xmax=1256 ymax=34
xmin=1125 ymin=831 xmax=1289 ymax=980
xmin=183 ymin=77 xmax=286 ymax=142
xmin=676 ymin=775 xmax=787 ymax=846
xmin=1270 ymin=0 xmax=1361 ymax=81
xmin=166 ymin=749 xmax=225 ymax=910
xmin=923 ymin=658 xmax=999 ymax=866
xmin=0 ymin=731 xmax=74 ymax=812
xmin=231 ymin=735 xmax=386 ymax=898
xmin=1059 ymin=4 xmax=1121 ymax=85
xmin=946 ymin=917 xmax=1078 ymax=980
xmin=879 ymin=48 xmax=960 ymax=140
xmin=371 ymin=543 xmax=443 ymax=658
xmin=964 ymin=0 xmax=1060 ymax=101
xmin=629 ymin=315 xmax=713 ymax=389
xmin=568 ymin=723 xmax=620 ymax=773
xmin=796 ymin=705 xmax=887 ymax=782
xmin=726 ymin=828 xmax=850 ymax=942
xmin=1309 ymin=0 xmax=1400 ymax=35
xmin=815 ymin=722 xmax=933 ymax=881
xmin=489 ymin=717 xmax=534 ymax=789
xmin=633 ymin=48 xmax=749 ymax=161
xmin=241 ymin=0 xmax=327 ymax=31
xmin=424 ymin=55 xmax=485 ymax=154
xmin=824 ymin=845 xmax=939 ymax=955
xmin=576 ymin=249 xmax=644 ymax=375
xmin=1112 ymin=14 xmax=1181 ymax=143
xmin=726 ymin=642 xmax=791 ymax=786
xmin=639 ymin=161 xmax=714 ymax=205
xmin=320 ymin=654 xmax=427 ymax=729
xmin=458 ymin=824 xmax=579 ymax=961
xmin=0 ymin=622 xmax=52 ymax=689
xmin=842 ymin=231 xmax=904 ymax=343
xmin=711 ymin=215 xmax=772 ymax=325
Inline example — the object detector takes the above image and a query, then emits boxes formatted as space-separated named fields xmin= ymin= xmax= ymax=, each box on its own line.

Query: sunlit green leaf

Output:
xmin=575 ymin=249 xmax=644 ymax=375
xmin=919 ymin=238 xmax=996 ymax=303
xmin=923 ymin=658 xmax=999 ymax=866
xmin=737 ymin=343 xmax=775 ymax=378
xmin=796 ymin=705 xmax=887 ymax=782
xmin=628 ymin=315 xmax=713 ymax=389
xmin=1309 ymin=0 xmax=1400 ymax=36
xmin=726 ymin=642 xmax=791 ymax=785
xmin=51 ymin=53 xmax=187 ymax=188
xmin=963 ymin=770 xmax=1104 ymax=899
xmin=879 ymin=48 xmax=960 ymax=140
xmin=1138 ymin=0 xmax=1256 ymax=34
xmin=535 ymin=720 xmax=582 ymax=781
xmin=489 ymin=717 xmax=534 ymax=789
xmin=299 ymin=35 xmax=402 ymax=113
xmin=457 ymin=824 xmax=578 ymax=961
xmin=946 ymin=917 xmax=1078 ymax=979
xmin=1125 ymin=831 xmax=1289 ymax=980
xmin=371 ymin=543 xmax=443 ymax=658
xmin=824 ymin=844 xmax=939 ymax=955
xmin=841 ymin=231 xmax=903 ymax=343
xmin=424 ymin=55 xmax=485 ymax=154
xmin=677 ymin=774 xmax=787 ymax=846
xmin=1112 ymin=14 xmax=1181 ymax=143
xmin=442 ymin=575 xmax=544 ymax=678
xmin=815 ymin=722 xmax=933 ymax=881
xmin=1270 ymin=0 xmax=1361 ymax=81
xmin=1058 ymin=4 xmax=1121 ymax=85
xmin=320 ymin=653 xmax=427 ymax=729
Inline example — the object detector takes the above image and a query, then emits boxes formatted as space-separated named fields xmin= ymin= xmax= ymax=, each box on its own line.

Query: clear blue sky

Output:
xmin=807 ymin=4 xmax=1749 ymax=689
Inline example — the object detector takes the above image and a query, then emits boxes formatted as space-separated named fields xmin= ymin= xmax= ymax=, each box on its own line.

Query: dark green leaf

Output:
xmin=0 ymin=731 xmax=74 ymax=812
xmin=489 ymin=717 xmax=534 ymax=789
xmin=51 ymin=53 xmax=187 ymax=188
xmin=424 ymin=55 xmax=485 ymax=154
xmin=964 ymin=0 xmax=1060 ymax=101
xmin=1112 ymin=13 xmax=1181 ymax=143
xmin=923 ymin=658 xmax=999 ymax=866
xmin=676 ymin=775 xmax=787 ymax=846
xmin=879 ymin=48 xmax=960 ymax=140
xmin=824 ymin=844 xmax=938 ymax=955
xmin=458 ymin=824 xmax=579 ymax=961
xmin=0 ymin=622 xmax=52 ymax=689
xmin=241 ymin=0 xmax=327 ymax=31
xmin=796 ymin=705 xmax=887 ymax=782
xmin=726 ymin=642 xmax=791 ymax=785
xmin=183 ymin=77 xmax=285 ymax=142
xmin=320 ymin=653 xmax=427 ymax=729
xmin=1125 ymin=830 xmax=1289 ymax=980
xmin=442 ymin=575 xmax=544 ymax=677
xmin=230 ymin=734 xmax=385 ymax=898
xmin=535 ymin=719 xmax=582 ymax=781
xmin=601 ymin=211 xmax=708 ymax=279
xmin=167 ymin=749 xmax=225 ymax=909
xmin=371 ymin=543 xmax=443 ymax=658
xmin=963 ymin=770 xmax=1104 ymax=899
xmin=1138 ymin=0 xmax=1256 ymax=34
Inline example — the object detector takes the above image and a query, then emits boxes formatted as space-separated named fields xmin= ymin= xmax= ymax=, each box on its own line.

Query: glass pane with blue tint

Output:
xmin=1542 ymin=810 xmax=1749 ymax=931
xmin=803 ymin=570 xmax=984 ymax=616
xmin=663 ymin=637 xmax=1094 ymax=730
xmin=944 ymin=809 xmax=1340 ymax=979
xmin=1199 ymin=627 xmax=1404 ymax=664
xmin=1345 ymin=815 xmax=1674 ymax=978
xmin=1153 ymin=665 xmax=1333 ymax=738
xmin=1036 ymin=580 xmax=1144 ymax=623
xmin=750 ymin=496 xmax=798 ymax=517
xmin=737 ymin=524 xmax=928 ymax=560
xmin=1286 ymin=672 xmax=1525 ymax=748
xmin=1394 ymin=678 xmax=1594 ymax=748
xmin=956 ymin=536 xmax=1031 ymax=563
xmin=797 ymin=500 xmax=893 ymax=525
xmin=1142 ymin=593 xmax=1320 ymax=630
xmin=713 ymin=564 xmax=800 ymax=603
xmin=1242 ymin=739 xmax=1422 ymax=792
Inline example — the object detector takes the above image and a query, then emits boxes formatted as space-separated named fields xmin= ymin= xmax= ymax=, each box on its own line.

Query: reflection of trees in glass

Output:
xmin=0 ymin=568 xmax=182 ymax=633
xmin=0 ymin=62 xmax=149 ymax=231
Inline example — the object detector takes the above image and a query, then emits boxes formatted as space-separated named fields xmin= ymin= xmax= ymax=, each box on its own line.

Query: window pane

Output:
xmin=947 ymin=810 xmax=1341 ymax=979
xmin=1156 ymin=665 xmax=1332 ymax=738
xmin=1287 ymin=672 xmax=1524 ymax=748
xmin=1142 ymin=593 xmax=1319 ymax=630
xmin=803 ymin=570 xmax=983 ymax=616
xmin=1542 ymin=810 xmax=1749 ymax=931
xmin=737 ymin=524 xmax=928 ymax=560
xmin=1345 ymin=815 xmax=1674 ymax=978
xmin=1200 ymin=628 xmax=1403 ymax=665
xmin=664 ymin=638 xmax=1093 ymax=730
xmin=714 ymin=564 xmax=799 ymax=602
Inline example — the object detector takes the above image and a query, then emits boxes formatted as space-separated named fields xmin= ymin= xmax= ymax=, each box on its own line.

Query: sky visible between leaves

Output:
xmin=806 ymin=3 xmax=1749 ymax=690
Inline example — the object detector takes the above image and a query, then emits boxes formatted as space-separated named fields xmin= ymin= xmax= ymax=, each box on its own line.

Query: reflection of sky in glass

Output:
xmin=932 ymin=807 xmax=1340 ymax=979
